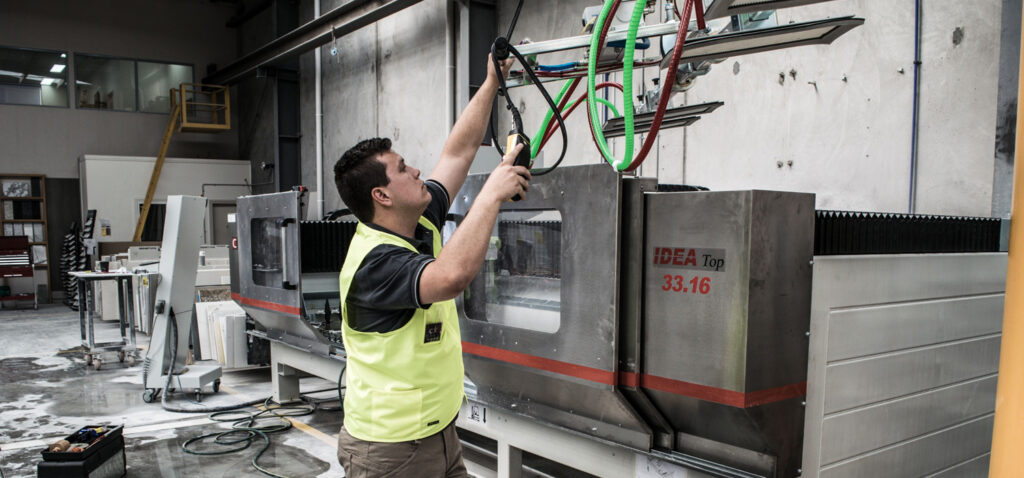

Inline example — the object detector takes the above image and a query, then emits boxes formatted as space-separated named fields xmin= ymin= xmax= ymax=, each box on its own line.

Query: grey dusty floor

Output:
xmin=0 ymin=303 xmax=346 ymax=477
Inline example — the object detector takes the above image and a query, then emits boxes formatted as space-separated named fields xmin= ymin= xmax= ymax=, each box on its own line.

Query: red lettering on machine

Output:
xmin=654 ymin=247 xmax=697 ymax=266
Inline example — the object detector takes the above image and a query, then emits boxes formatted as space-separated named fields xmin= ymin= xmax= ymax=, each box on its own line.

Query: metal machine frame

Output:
xmin=144 ymin=195 xmax=222 ymax=401
xmin=231 ymin=165 xmax=1005 ymax=477
xmin=232 ymin=190 xmax=347 ymax=403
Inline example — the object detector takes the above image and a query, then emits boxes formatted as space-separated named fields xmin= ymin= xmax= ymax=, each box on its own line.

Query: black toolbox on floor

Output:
xmin=37 ymin=425 xmax=126 ymax=478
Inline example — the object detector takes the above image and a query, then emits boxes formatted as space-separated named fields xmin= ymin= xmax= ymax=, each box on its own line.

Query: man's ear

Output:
xmin=371 ymin=186 xmax=392 ymax=207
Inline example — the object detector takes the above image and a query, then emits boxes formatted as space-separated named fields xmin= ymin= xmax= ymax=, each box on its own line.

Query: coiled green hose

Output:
xmin=587 ymin=0 xmax=646 ymax=171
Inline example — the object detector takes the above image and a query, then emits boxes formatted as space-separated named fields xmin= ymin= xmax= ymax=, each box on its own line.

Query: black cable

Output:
xmin=489 ymin=108 xmax=505 ymax=156
xmin=304 ymin=363 xmax=345 ymax=413
xmin=508 ymin=45 xmax=567 ymax=175
xmin=155 ymin=307 xmax=268 ymax=413
xmin=488 ymin=0 xmax=569 ymax=176
xmin=182 ymin=396 xmax=316 ymax=478
xmin=506 ymin=0 xmax=524 ymax=40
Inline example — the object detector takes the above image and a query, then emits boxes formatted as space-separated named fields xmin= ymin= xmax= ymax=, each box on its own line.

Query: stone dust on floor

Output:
xmin=0 ymin=303 xmax=346 ymax=477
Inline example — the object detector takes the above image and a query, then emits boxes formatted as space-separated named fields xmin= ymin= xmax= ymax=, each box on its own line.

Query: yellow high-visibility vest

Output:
xmin=338 ymin=217 xmax=463 ymax=442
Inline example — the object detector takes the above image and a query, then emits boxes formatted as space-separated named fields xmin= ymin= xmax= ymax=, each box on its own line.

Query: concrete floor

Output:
xmin=0 ymin=303 xmax=346 ymax=477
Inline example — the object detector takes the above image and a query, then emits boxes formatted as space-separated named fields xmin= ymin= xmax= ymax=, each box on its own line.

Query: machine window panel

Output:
xmin=250 ymin=218 xmax=284 ymax=287
xmin=74 ymin=54 xmax=136 ymax=111
xmin=463 ymin=209 xmax=562 ymax=334
xmin=138 ymin=61 xmax=193 ymax=113
xmin=0 ymin=46 xmax=69 ymax=107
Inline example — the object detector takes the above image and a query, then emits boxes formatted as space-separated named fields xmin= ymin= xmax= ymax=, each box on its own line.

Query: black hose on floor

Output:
xmin=304 ymin=364 xmax=345 ymax=413
xmin=156 ymin=307 xmax=269 ymax=414
xmin=181 ymin=396 xmax=317 ymax=478
xmin=144 ymin=308 xmax=343 ymax=477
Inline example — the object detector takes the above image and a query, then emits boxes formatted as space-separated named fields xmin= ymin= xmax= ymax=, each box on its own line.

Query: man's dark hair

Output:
xmin=334 ymin=137 xmax=392 ymax=223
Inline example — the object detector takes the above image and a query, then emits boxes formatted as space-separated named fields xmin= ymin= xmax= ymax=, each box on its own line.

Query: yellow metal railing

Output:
xmin=171 ymin=83 xmax=231 ymax=132
xmin=132 ymin=83 xmax=231 ymax=241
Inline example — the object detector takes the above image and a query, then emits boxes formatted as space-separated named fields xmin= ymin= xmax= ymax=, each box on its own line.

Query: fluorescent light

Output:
xmin=40 ymin=78 xmax=55 ymax=86
xmin=705 ymin=0 xmax=843 ymax=19
xmin=50 ymin=64 xmax=66 ymax=73
xmin=60 ymin=53 xmax=67 ymax=58
xmin=660 ymin=16 xmax=863 ymax=65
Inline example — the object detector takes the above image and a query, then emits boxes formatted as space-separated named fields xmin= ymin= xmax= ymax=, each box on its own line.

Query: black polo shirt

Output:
xmin=345 ymin=179 xmax=450 ymax=333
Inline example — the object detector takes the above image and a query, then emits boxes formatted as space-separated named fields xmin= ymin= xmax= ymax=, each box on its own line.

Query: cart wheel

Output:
xmin=92 ymin=359 xmax=102 ymax=371
xmin=212 ymin=379 xmax=221 ymax=394
xmin=194 ymin=390 xmax=203 ymax=403
xmin=142 ymin=389 xmax=157 ymax=403
xmin=84 ymin=353 xmax=93 ymax=365
xmin=117 ymin=351 xmax=126 ymax=363
xmin=127 ymin=355 xmax=137 ymax=366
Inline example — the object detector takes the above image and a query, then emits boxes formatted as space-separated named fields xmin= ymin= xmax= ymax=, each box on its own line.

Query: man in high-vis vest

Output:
xmin=332 ymin=55 xmax=529 ymax=477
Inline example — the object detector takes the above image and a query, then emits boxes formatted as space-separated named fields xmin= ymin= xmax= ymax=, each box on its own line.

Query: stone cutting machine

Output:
xmin=231 ymin=165 xmax=819 ymax=476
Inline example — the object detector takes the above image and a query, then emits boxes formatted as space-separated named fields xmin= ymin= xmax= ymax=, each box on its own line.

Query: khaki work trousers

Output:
xmin=337 ymin=420 xmax=468 ymax=478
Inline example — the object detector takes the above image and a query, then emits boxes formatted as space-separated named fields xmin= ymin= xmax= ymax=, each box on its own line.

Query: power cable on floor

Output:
xmin=303 ymin=363 xmax=345 ymax=413
xmin=181 ymin=396 xmax=317 ymax=478
xmin=146 ymin=308 xmax=269 ymax=413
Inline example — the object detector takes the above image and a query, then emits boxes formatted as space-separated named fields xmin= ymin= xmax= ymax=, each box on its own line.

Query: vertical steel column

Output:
xmin=274 ymin=0 xmax=302 ymax=193
xmin=990 ymin=4 xmax=1024 ymax=474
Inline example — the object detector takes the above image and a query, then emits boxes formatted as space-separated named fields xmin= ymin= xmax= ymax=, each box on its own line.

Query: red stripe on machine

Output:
xmin=461 ymin=342 xmax=616 ymax=386
xmin=641 ymin=373 xmax=806 ymax=408
xmin=230 ymin=292 xmax=301 ymax=316
xmin=619 ymin=371 xmax=640 ymax=387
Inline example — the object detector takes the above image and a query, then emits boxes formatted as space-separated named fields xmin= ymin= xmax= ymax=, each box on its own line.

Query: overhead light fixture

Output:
xmin=662 ymin=16 xmax=863 ymax=65
xmin=60 ymin=53 xmax=67 ymax=58
xmin=50 ymin=64 xmax=66 ymax=73
xmin=40 ymin=78 xmax=55 ymax=86
xmin=602 ymin=101 xmax=725 ymax=138
xmin=703 ymin=0 xmax=844 ymax=20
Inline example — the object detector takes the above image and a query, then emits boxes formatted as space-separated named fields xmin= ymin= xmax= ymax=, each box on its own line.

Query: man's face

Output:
xmin=376 ymin=150 xmax=430 ymax=213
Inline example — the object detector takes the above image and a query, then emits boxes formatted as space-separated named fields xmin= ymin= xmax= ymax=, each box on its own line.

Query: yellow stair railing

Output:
xmin=132 ymin=83 xmax=231 ymax=242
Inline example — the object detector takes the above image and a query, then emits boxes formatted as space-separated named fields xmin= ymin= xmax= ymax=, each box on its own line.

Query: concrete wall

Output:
xmin=487 ymin=0 xmax=1004 ymax=216
xmin=298 ymin=0 xmax=451 ymax=214
xmin=237 ymin=2 xmax=282 ymax=196
xmin=80 ymin=155 xmax=250 ymax=242
xmin=0 ymin=0 xmax=240 ymax=179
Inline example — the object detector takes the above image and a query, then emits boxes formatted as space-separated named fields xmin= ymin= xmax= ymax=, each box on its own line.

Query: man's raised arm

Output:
xmin=429 ymin=55 xmax=513 ymax=196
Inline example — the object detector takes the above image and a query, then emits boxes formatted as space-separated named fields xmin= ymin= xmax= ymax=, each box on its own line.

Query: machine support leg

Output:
xmin=991 ymin=6 xmax=1024 ymax=476
xmin=497 ymin=440 xmax=523 ymax=478
xmin=271 ymin=346 xmax=301 ymax=403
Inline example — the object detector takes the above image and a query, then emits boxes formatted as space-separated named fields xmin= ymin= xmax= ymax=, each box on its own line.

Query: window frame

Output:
xmin=68 ymin=51 xmax=196 ymax=115
xmin=134 ymin=57 xmax=196 ymax=115
xmin=0 ymin=44 xmax=71 ymax=109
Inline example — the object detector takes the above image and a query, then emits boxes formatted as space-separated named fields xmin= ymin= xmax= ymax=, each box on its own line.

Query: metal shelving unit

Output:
xmin=0 ymin=173 xmax=49 ymax=302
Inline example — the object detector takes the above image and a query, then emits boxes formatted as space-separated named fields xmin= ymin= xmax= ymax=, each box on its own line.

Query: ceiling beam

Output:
xmin=205 ymin=0 xmax=423 ymax=85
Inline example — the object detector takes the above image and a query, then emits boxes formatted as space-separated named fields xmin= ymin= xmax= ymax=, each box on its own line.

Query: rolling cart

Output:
xmin=68 ymin=271 xmax=139 ymax=370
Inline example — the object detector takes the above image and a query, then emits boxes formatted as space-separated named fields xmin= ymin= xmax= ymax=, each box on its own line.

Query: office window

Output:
xmin=138 ymin=61 xmax=193 ymax=113
xmin=0 ymin=46 xmax=69 ymax=107
xmin=75 ymin=54 xmax=135 ymax=111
